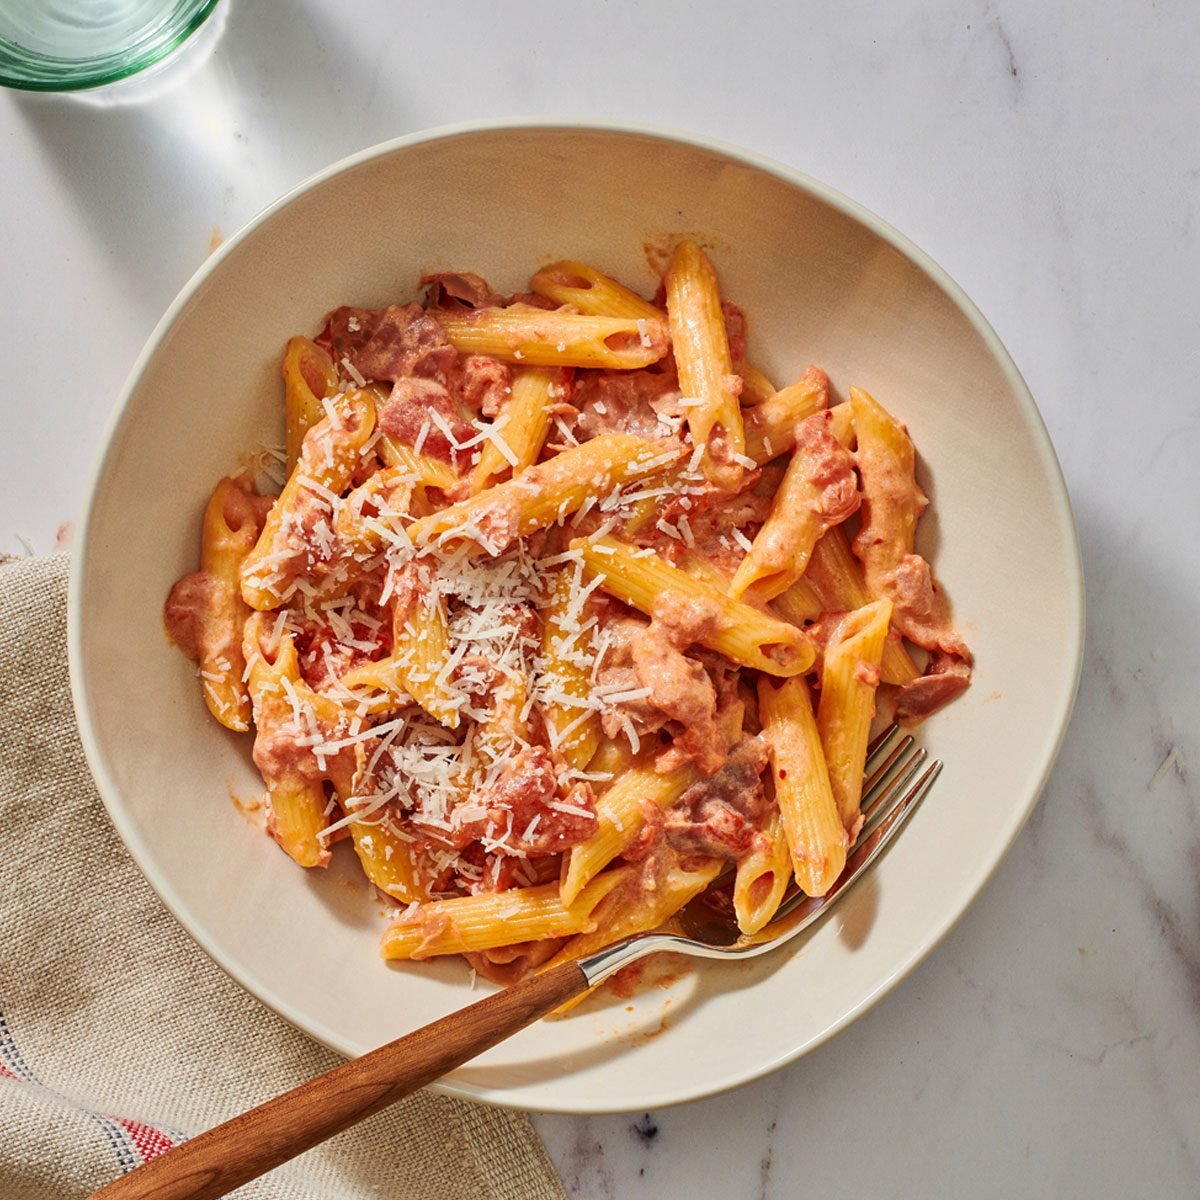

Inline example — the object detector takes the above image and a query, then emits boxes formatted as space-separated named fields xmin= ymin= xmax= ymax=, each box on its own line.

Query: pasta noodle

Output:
xmin=758 ymin=675 xmax=847 ymax=897
xmin=340 ymin=561 xmax=459 ymax=728
xmin=240 ymin=389 xmax=376 ymax=610
xmin=164 ymin=476 xmax=272 ymax=732
xmin=530 ymin=260 xmax=662 ymax=320
xmin=817 ymin=599 xmax=892 ymax=833
xmin=531 ymin=257 xmax=776 ymax=410
xmin=381 ymin=871 xmax=627 ymax=960
xmin=560 ymin=764 xmax=699 ymax=905
xmin=282 ymin=336 xmax=338 ymax=470
xmin=571 ymin=536 xmax=815 ymax=677
xmin=470 ymin=366 xmax=563 ymax=494
xmin=665 ymin=240 xmax=746 ymax=482
xmin=242 ymin=615 xmax=335 ymax=868
xmin=729 ymin=409 xmax=860 ymax=602
xmin=733 ymin=810 xmax=792 ymax=935
xmin=407 ymin=434 xmax=683 ymax=554
xmin=538 ymin=568 xmax=603 ymax=771
xmin=742 ymin=366 xmax=830 ymax=463
xmin=545 ymin=852 xmax=723 ymax=1014
xmin=434 ymin=306 xmax=669 ymax=370
xmin=736 ymin=361 xmax=777 ymax=406
xmin=804 ymin=525 xmax=919 ymax=686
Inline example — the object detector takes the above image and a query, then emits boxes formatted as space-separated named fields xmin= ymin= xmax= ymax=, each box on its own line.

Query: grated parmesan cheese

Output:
xmin=340 ymin=356 xmax=367 ymax=388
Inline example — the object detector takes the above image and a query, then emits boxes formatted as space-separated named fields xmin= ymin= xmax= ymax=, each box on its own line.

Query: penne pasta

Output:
xmin=539 ymin=569 xmax=603 ymax=771
xmin=434 ymin=306 xmax=669 ymax=370
xmin=282 ymin=335 xmax=339 ymax=470
xmin=817 ymin=599 xmax=892 ymax=833
xmin=531 ymin=259 xmax=777 ymax=409
xmin=265 ymin=775 xmax=331 ymax=872
xmin=559 ymin=764 xmax=699 ymax=904
xmin=334 ymin=466 xmax=416 ymax=560
xmin=665 ymin=240 xmax=746 ymax=481
xmin=828 ymin=400 xmax=855 ymax=448
xmin=676 ymin=548 xmax=736 ymax=591
xmin=851 ymin=386 xmax=923 ymax=557
xmin=328 ymin=742 xmax=428 ymax=905
xmin=850 ymin=386 xmax=970 ymax=663
xmin=737 ymin=361 xmax=777 ymax=406
xmin=377 ymin=432 xmax=462 ymax=493
xmin=805 ymin=525 xmax=920 ymax=686
xmin=407 ymin=434 xmax=684 ymax=555
xmin=733 ymin=810 xmax=792 ymax=935
xmin=729 ymin=409 xmax=860 ymax=602
xmin=340 ymin=561 xmax=458 ymax=728
xmin=241 ymin=389 xmax=377 ymax=610
xmin=345 ymin=816 xmax=426 ymax=905
xmin=199 ymin=479 xmax=270 ymax=730
xmin=585 ymin=737 xmax=646 ymax=778
xmin=545 ymin=852 xmax=723 ymax=1013
xmin=741 ymin=366 xmax=830 ymax=463
xmin=380 ymin=870 xmax=627 ymax=960
xmin=571 ymin=536 xmax=815 ymax=676
xmin=470 ymin=366 xmax=563 ymax=494
xmin=476 ymin=669 xmax=530 ymax=765
xmin=164 ymin=476 xmax=272 ymax=732
xmin=530 ymin=260 xmax=661 ymax=320
xmin=242 ymin=615 xmax=337 ymax=868
xmin=770 ymin=576 xmax=824 ymax=626
xmin=758 ymin=675 xmax=848 ymax=897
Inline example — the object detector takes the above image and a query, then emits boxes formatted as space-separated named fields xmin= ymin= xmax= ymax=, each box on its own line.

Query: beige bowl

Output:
xmin=70 ymin=121 xmax=1083 ymax=1112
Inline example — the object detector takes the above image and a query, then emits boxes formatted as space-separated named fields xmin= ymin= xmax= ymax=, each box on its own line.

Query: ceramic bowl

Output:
xmin=70 ymin=121 xmax=1083 ymax=1112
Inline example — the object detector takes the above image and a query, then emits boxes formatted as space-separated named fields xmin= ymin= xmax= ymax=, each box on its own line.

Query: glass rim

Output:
xmin=0 ymin=0 xmax=218 ymax=92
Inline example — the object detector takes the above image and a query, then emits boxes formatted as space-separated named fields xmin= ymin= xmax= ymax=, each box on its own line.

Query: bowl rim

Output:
xmin=68 ymin=116 xmax=1085 ymax=1113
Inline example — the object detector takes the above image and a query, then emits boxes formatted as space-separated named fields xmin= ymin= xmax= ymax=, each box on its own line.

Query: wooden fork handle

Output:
xmin=89 ymin=960 xmax=589 ymax=1200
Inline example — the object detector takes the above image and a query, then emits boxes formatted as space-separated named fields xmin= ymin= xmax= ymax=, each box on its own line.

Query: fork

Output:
xmin=91 ymin=726 xmax=940 ymax=1200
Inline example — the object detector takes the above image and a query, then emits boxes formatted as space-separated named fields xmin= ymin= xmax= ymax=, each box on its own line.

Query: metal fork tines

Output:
xmin=859 ymin=724 xmax=930 ymax=843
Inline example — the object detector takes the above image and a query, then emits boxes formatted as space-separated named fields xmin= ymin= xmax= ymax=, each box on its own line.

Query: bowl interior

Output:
xmin=72 ymin=124 xmax=1081 ymax=1112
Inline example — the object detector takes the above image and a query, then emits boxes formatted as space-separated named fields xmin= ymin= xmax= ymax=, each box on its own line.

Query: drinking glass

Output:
xmin=0 ymin=0 xmax=217 ymax=91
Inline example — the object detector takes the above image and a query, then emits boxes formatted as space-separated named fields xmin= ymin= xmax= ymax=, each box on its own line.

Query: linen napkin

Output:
xmin=0 ymin=553 xmax=566 ymax=1200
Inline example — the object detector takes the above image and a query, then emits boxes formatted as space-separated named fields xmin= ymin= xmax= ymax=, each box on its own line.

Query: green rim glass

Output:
xmin=0 ymin=0 xmax=218 ymax=92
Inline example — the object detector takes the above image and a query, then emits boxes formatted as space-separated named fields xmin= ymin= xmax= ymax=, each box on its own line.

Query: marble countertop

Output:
xmin=3 ymin=2 xmax=1196 ymax=1196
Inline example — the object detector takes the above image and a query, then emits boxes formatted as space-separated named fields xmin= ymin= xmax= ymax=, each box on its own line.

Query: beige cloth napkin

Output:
xmin=0 ymin=554 xmax=566 ymax=1200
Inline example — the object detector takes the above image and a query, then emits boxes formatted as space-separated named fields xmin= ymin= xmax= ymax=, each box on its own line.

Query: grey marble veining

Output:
xmin=2 ymin=2 xmax=1196 ymax=1196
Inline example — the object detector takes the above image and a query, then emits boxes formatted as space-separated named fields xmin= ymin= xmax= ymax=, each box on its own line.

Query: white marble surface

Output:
xmin=3 ymin=2 xmax=1197 ymax=1196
